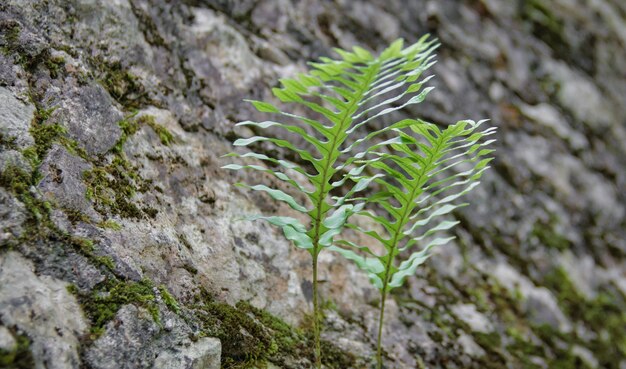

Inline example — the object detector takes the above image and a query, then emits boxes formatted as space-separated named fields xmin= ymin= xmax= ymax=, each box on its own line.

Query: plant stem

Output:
xmin=376 ymin=290 xmax=388 ymax=369
xmin=312 ymin=250 xmax=322 ymax=368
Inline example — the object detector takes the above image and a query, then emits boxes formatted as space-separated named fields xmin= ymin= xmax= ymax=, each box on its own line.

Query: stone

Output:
xmin=571 ymin=345 xmax=599 ymax=369
xmin=0 ymin=326 xmax=16 ymax=351
xmin=518 ymin=102 xmax=588 ymax=150
xmin=52 ymin=85 xmax=123 ymax=156
xmin=37 ymin=144 xmax=100 ymax=221
xmin=0 ymin=187 xmax=27 ymax=246
xmin=457 ymin=333 xmax=486 ymax=358
xmin=544 ymin=60 xmax=616 ymax=130
xmin=0 ymin=54 xmax=17 ymax=86
xmin=186 ymin=8 xmax=263 ymax=94
xmin=492 ymin=262 xmax=572 ymax=332
xmin=0 ymin=86 xmax=35 ymax=150
xmin=0 ymin=252 xmax=88 ymax=369
xmin=450 ymin=304 xmax=494 ymax=334
xmin=153 ymin=337 xmax=221 ymax=369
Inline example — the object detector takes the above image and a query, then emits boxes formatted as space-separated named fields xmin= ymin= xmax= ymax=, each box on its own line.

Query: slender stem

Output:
xmin=374 ymin=137 xmax=443 ymax=367
xmin=376 ymin=289 xmax=388 ymax=369
xmin=312 ymin=250 xmax=322 ymax=369
xmin=307 ymin=62 xmax=381 ymax=369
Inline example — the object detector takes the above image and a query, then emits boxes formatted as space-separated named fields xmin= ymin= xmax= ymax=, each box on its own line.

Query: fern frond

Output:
xmin=224 ymin=37 xmax=440 ymax=254
xmin=334 ymin=119 xmax=496 ymax=292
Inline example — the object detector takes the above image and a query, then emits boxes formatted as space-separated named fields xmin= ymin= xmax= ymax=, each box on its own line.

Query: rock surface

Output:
xmin=1 ymin=0 xmax=625 ymax=368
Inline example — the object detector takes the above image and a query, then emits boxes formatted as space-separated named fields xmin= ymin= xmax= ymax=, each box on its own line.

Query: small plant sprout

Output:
xmin=332 ymin=119 xmax=496 ymax=368
xmin=223 ymin=36 xmax=441 ymax=368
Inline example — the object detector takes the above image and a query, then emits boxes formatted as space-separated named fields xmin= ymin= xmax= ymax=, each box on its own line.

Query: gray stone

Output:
xmin=457 ymin=333 xmax=486 ymax=358
xmin=0 ymin=325 xmax=16 ymax=351
xmin=0 ymin=252 xmax=88 ymax=369
xmin=85 ymin=305 xmax=197 ymax=369
xmin=86 ymin=305 xmax=162 ymax=369
xmin=153 ymin=337 xmax=221 ymax=369
xmin=0 ymin=54 xmax=17 ymax=85
xmin=0 ymin=186 xmax=27 ymax=246
xmin=37 ymin=144 xmax=100 ymax=221
xmin=571 ymin=345 xmax=599 ymax=369
xmin=53 ymin=85 xmax=123 ymax=156
xmin=492 ymin=262 xmax=572 ymax=332
xmin=518 ymin=102 xmax=588 ymax=150
xmin=450 ymin=304 xmax=494 ymax=334
xmin=545 ymin=60 xmax=616 ymax=130
xmin=0 ymin=86 xmax=35 ymax=149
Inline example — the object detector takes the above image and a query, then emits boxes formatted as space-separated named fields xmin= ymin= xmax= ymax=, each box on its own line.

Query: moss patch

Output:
xmin=44 ymin=55 xmax=65 ymax=79
xmin=531 ymin=221 xmax=570 ymax=251
xmin=91 ymin=59 xmax=150 ymax=110
xmin=190 ymin=297 xmax=357 ymax=369
xmin=98 ymin=219 xmax=122 ymax=230
xmin=137 ymin=115 xmax=175 ymax=146
xmin=0 ymin=164 xmax=52 ymax=236
xmin=74 ymin=278 xmax=171 ymax=338
xmin=0 ymin=329 xmax=34 ymax=369
xmin=542 ymin=267 xmax=626 ymax=368
xmin=0 ymin=20 xmax=21 ymax=56
xmin=83 ymin=158 xmax=144 ymax=218
xmin=83 ymin=115 xmax=157 ymax=219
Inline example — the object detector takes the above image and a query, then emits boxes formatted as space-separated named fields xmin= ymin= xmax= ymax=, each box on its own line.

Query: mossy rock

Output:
xmin=0 ymin=329 xmax=34 ymax=369
xmin=190 ymin=299 xmax=357 ymax=369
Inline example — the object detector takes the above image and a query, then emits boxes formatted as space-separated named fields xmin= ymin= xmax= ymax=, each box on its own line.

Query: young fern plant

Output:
xmin=223 ymin=36 xmax=440 ymax=368
xmin=331 ymin=119 xmax=496 ymax=368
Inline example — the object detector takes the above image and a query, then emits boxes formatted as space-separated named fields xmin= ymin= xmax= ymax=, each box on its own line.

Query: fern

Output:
xmin=223 ymin=36 xmax=439 ymax=367
xmin=331 ymin=119 xmax=496 ymax=368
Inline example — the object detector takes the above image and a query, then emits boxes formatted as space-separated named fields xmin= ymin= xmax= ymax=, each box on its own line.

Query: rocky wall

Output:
xmin=1 ymin=0 xmax=625 ymax=368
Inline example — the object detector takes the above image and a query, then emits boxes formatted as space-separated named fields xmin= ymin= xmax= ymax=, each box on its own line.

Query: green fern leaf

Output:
xmin=334 ymin=118 xmax=495 ymax=368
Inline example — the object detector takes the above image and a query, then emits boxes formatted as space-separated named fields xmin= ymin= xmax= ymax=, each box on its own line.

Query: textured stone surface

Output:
xmin=153 ymin=337 xmax=221 ymax=369
xmin=0 ymin=325 xmax=16 ymax=351
xmin=0 ymin=86 xmax=35 ymax=149
xmin=0 ymin=252 xmax=88 ymax=369
xmin=84 ymin=305 xmax=209 ymax=369
xmin=1 ymin=0 xmax=625 ymax=368
xmin=37 ymin=145 xmax=100 ymax=220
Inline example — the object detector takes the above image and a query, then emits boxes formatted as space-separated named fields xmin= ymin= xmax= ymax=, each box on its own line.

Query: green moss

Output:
xmin=26 ymin=107 xmax=89 ymax=166
xmin=137 ymin=115 xmax=175 ymax=146
xmin=98 ymin=219 xmax=122 ymax=230
xmin=112 ymin=113 xmax=140 ymax=154
xmin=190 ymin=298 xmax=356 ymax=369
xmin=72 ymin=237 xmax=94 ymax=253
xmin=0 ymin=329 xmax=34 ymax=369
xmin=76 ymin=278 xmax=164 ymax=338
xmin=93 ymin=60 xmax=148 ymax=109
xmin=192 ymin=300 xmax=274 ymax=368
xmin=0 ymin=165 xmax=52 ymax=235
xmin=62 ymin=207 xmax=91 ymax=224
xmin=541 ymin=267 xmax=626 ymax=368
xmin=539 ymin=267 xmax=626 ymax=369
xmin=29 ymin=120 xmax=65 ymax=164
xmin=44 ymin=55 xmax=65 ymax=79
xmin=158 ymin=286 xmax=180 ymax=313
xmin=93 ymin=255 xmax=115 ymax=270
xmin=523 ymin=0 xmax=564 ymax=39
xmin=531 ymin=221 xmax=570 ymax=251
xmin=83 ymin=115 xmax=156 ymax=219
xmin=0 ymin=21 xmax=21 ymax=56
xmin=83 ymin=157 xmax=145 ymax=219
xmin=0 ymin=133 xmax=19 ymax=150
